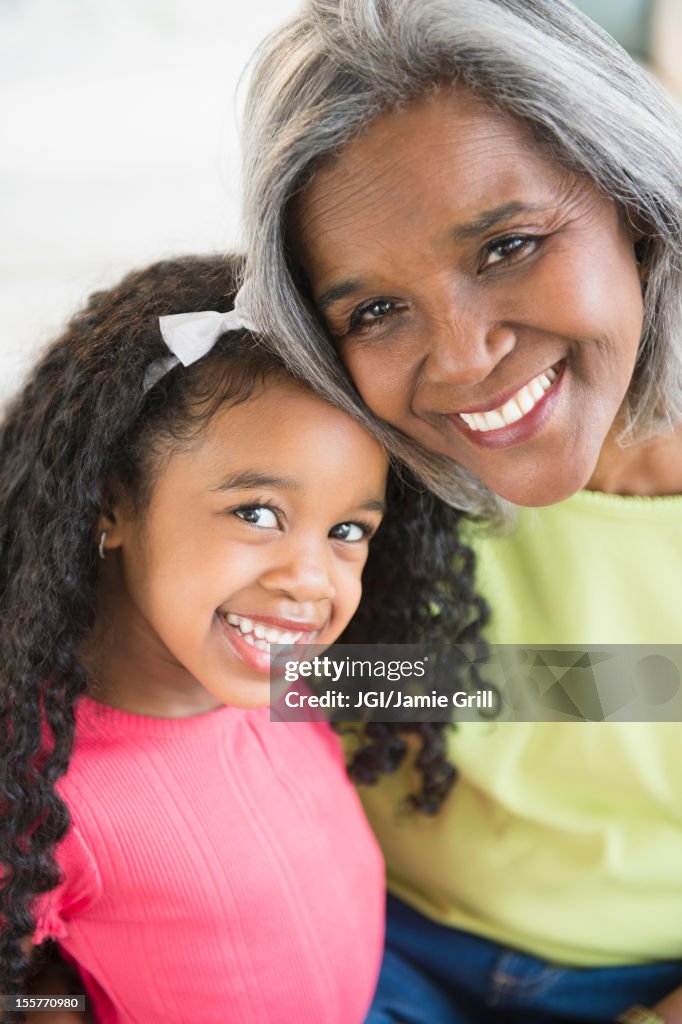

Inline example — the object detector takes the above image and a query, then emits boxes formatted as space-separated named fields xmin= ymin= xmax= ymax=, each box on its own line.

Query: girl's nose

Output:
xmin=260 ymin=540 xmax=336 ymax=604
xmin=420 ymin=311 xmax=517 ymax=389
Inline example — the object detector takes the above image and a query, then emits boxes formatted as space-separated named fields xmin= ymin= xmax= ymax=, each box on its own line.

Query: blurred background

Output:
xmin=1 ymin=0 xmax=300 ymax=398
xmin=2 ymin=0 xmax=680 ymax=405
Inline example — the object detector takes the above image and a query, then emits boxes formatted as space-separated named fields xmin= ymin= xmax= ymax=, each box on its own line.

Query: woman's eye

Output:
xmin=234 ymin=506 xmax=279 ymax=529
xmin=349 ymin=299 xmax=396 ymax=331
xmin=329 ymin=521 xmax=368 ymax=543
xmin=480 ymin=235 xmax=540 ymax=270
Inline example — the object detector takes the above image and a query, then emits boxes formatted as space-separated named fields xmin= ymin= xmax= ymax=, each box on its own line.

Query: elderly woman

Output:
xmin=241 ymin=1 xmax=682 ymax=1022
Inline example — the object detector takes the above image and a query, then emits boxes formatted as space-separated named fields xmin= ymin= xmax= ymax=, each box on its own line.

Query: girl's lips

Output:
xmin=222 ymin=612 xmax=323 ymax=633
xmin=218 ymin=617 xmax=270 ymax=674
xmin=447 ymin=362 xmax=565 ymax=449
xmin=217 ymin=612 xmax=322 ymax=676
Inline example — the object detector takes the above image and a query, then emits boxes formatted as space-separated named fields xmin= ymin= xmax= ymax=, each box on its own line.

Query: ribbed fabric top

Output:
xmin=361 ymin=489 xmax=682 ymax=967
xmin=34 ymin=697 xmax=384 ymax=1024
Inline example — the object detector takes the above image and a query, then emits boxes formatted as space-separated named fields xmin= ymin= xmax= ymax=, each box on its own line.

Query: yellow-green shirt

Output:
xmin=360 ymin=490 xmax=682 ymax=966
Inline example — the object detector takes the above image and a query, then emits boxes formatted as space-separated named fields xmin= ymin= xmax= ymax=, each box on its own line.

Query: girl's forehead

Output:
xmin=156 ymin=377 xmax=388 ymax=497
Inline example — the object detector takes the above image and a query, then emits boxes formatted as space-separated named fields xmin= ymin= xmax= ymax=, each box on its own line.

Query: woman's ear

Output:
xmin=635 ymin=238 xmax=652 ymax=290
xmin=627 ymin=211 xmax=652 ymax=286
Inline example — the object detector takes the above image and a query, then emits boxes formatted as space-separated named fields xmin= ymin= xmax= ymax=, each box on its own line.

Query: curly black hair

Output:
xmin=339 ymin=469 xmax=489 ymax=814
xmin=0 ymin=253 xmax=486 ymax=1006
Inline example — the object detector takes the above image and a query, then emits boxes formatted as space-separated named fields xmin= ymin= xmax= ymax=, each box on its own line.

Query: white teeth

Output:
xmin=517 ymin=386 xmax=535 ymax=414
xmin=499 ymin=398 xmax=523 ymax=425
xmin=222 ymin=611 xmax=306 ymax=647
xmin=243 ymin=634 xmax=270 ymax=652
xmin=485 ymin=409 xmax=506 ymax=430
xmin=458 ymin=365 xmax=559 ymax=433
xmin=529 ymin=379 xmax=545 ymax=402
xmin=278 ymin=631 xmax=302 ymax=645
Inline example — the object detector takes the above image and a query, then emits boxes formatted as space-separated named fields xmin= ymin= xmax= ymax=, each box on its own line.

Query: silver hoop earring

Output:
xmin=98 ymin=531 xmax=107 ymax=560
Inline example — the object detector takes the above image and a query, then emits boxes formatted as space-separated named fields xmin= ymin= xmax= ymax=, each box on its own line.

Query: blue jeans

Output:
xmin=365 ymin=895 xmax=682 ymax=1023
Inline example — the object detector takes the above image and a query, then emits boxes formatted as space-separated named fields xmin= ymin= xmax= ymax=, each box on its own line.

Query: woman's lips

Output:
xmin=447 ymin=362 xmax=565 ymax=449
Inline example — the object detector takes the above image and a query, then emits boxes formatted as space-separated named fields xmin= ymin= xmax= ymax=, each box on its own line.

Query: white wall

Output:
xmin=0 ymin=0 xmax=299 ymax=402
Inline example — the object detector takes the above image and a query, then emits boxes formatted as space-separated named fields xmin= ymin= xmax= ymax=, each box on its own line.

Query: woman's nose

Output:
xmin=420 ymin=310 xmax=517 ymax=389
xmin=260 ymin=540 xmax=336 ymax=604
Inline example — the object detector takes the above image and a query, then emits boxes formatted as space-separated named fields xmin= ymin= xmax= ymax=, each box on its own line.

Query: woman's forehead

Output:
xmin=293 ymin=88 xmax=578 ymax=274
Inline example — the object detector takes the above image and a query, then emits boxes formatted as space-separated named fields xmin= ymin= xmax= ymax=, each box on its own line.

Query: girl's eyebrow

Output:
xmin=211 ymin=471 xmax=301 ymax=493
xmin=360 ymin=498 xmax=387 ymax=515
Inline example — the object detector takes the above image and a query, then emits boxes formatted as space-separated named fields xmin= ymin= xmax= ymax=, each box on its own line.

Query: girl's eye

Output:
xmin=349 ymin=299 xmax=397 ymax=332
xmin=480 ymin=235 xmax=540 ymax=270
xmin=329 ymin=521 xmax=370 ymax=543
xmin=234 ymin=506 xmax=279 ymax=529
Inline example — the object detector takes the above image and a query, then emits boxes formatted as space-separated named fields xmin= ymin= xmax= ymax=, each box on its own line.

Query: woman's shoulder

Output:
xmin=468 ymin=490 xmax=682 ymax=646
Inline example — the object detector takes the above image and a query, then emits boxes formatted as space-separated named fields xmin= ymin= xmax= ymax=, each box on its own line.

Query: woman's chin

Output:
xmin=478 ymin=459 xmax=600 ymax=508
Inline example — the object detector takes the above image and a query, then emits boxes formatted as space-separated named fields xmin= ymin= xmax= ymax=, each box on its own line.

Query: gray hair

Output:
xmin=241 ymin=0 xmax=682 ymax=517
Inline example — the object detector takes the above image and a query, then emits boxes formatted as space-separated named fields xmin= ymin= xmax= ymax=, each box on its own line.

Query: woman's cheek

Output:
xmin=342 ymin=343 xmax=412 ymax=425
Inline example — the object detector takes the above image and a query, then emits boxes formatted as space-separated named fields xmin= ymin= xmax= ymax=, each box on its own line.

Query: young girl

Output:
xmin=0 ymin=254 xmax=478 ymax=1024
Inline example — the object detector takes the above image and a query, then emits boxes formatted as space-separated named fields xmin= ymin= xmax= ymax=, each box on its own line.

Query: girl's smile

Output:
xmin=293 ymin=88 xmax=646 ymax=506
xmin=217 ymin=610 xmax=322 ymax=675
xmin=91 ymin=377 xmax=387 ymax=716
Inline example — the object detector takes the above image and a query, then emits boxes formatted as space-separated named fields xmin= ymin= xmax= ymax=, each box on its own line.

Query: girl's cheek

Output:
xmin=343 ymin=572 xmax=365 ymax=619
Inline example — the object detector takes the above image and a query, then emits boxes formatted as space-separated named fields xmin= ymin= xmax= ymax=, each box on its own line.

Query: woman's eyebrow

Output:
xmin=317 ymin=202 xmax=552 ymax=309
xmin=211 ymin=471 xmax=301 ymax=492
xmin=451 ymin=201 xmax=551 ymax=241
xmin=318 ymin=279 xmax=367 ymax=310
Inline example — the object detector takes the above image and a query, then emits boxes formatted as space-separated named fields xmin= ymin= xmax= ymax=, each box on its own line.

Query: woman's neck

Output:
xmin=587 ymin=422 xmax=682 ymax=497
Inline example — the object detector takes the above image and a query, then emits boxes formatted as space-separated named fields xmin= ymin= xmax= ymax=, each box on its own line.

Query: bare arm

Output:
xmin=653 ymin=985 xmax=682 ymax=1023
xmin=616 ymin=988 xmax=682 ymax=1024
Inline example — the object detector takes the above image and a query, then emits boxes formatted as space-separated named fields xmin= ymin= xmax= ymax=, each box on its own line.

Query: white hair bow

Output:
xmin=143 ymin=283 xmax=257 ymax=392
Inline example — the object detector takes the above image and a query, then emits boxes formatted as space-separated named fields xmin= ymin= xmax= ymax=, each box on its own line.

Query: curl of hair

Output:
xmin=0 ymin=254 xmax=295 ymax=1008
xmin=339 ymin=468 xmax=489 ymax=814
xmin=241 ymin=0 xmax=682 ymax=518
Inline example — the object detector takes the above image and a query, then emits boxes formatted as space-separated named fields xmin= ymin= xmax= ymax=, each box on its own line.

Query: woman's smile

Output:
xmin=447 ymin=362 xmax=563 ymax=448
xmin=294 ymin=88 xmax=646 ymax=506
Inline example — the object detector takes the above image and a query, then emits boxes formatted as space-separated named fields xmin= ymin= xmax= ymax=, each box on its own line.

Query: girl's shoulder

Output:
xmin=32 ymin=819 xmax=102 ymax=947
